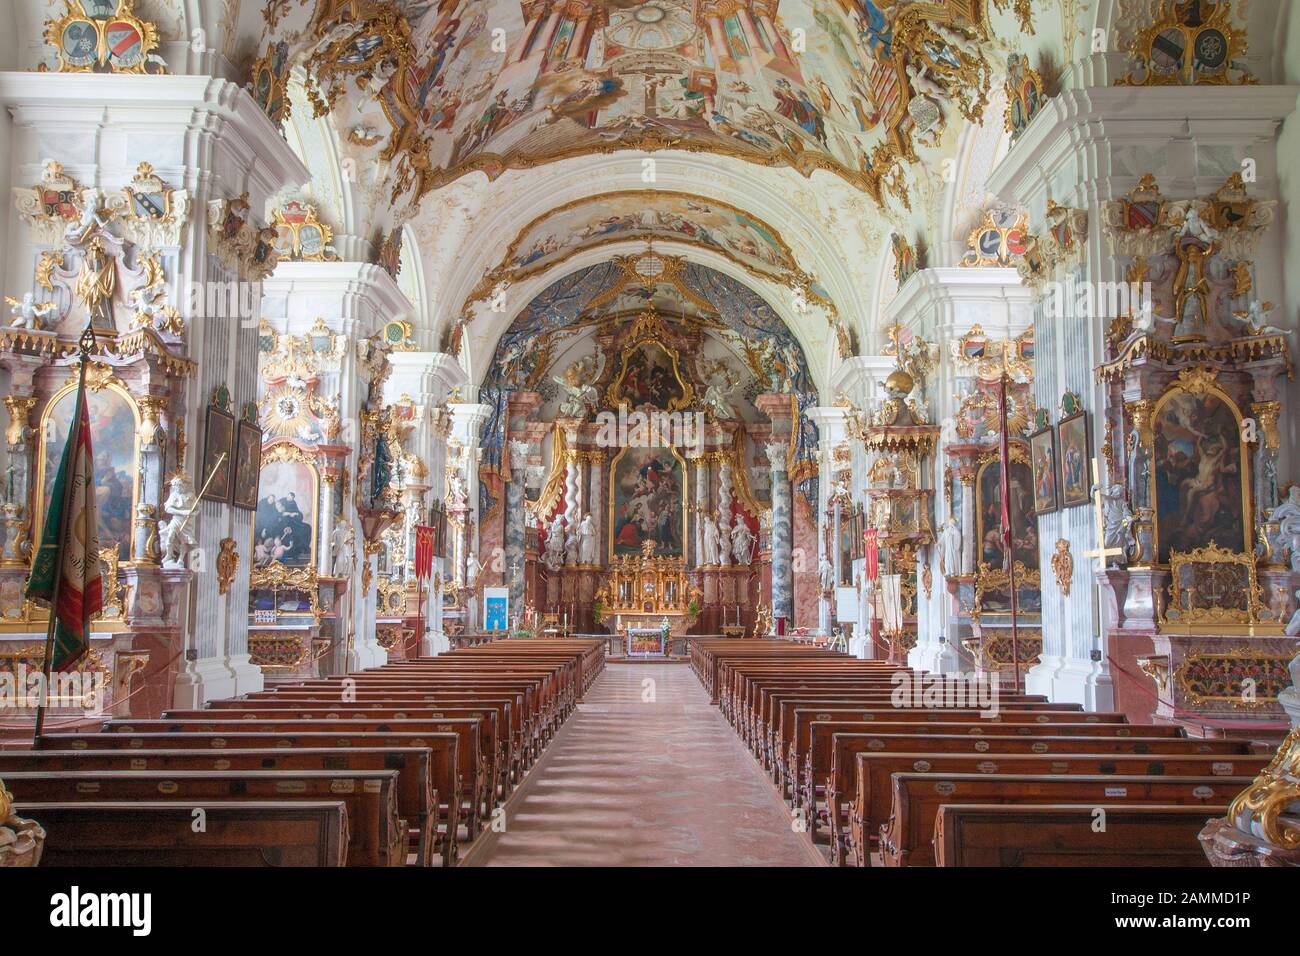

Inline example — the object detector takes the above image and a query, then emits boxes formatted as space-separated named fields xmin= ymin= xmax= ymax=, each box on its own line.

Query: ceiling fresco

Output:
xmin=474 ymin=188 xmax=831 ymax=303
xmin=265 ymin=0 xmax=1015 ymax=209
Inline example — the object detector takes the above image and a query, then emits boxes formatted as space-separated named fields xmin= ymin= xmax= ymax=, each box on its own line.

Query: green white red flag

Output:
xmin=26 ymin=380 xmax=102 ymax=672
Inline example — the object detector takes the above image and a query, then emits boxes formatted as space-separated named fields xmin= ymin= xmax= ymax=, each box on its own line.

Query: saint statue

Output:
xmin=702 ymin=515 xmax=721 ymax=566
xmin=577 ymin=513 xmax=597 ymax=565
xmin=939 ymin=516 xmax=962 ymax=577
xmin=818 ymin=555 xmax=835 ymax=591
xmin=731 ymin=520 xmax=754 ymax=565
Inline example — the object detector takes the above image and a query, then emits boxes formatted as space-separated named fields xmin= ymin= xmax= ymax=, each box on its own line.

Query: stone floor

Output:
xmin=470 ymin=662 xmax=826 ymax=867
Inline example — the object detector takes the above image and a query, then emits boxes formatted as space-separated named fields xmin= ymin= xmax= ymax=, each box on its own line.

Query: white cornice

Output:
xmin=263 ymin=261 xmax=415 ymax=339
xmin=885 ymin=267 xmax=1033 ymax=337
xmin=0 ymin=72 xmax=308 ymax=209
xmin=989 ymin=84 xmax=1300 ymax=203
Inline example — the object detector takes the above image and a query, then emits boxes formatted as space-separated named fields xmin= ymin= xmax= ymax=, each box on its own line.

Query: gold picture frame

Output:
xmin=605 ymin=337 xmax=695 ymax=413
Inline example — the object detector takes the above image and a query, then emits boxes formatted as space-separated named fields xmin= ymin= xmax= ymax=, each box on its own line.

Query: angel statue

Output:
xmin=1180 ymin=203 xmax=1219 ymax=244
xmin=553 ymin=361 xmax=598 ymax=418
xmin=1097 ymin=482 xmax=1135 ymax=566
xmin=159 ymin=474 xmax=198 ymax=569
xmin=703 ymin=381 xmax=737 ymax=419
xmin=1235 ymin=299 xmax=1290 ymax=337
xmin=6 ymin=293 xmax=55 ymax=331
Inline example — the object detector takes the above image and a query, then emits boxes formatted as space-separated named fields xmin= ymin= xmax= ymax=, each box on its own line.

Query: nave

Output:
xmin=469 ymin=663 xmax=823 ymax=867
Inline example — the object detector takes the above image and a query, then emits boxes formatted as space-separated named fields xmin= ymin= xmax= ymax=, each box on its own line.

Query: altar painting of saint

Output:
xmin=976 ymin=458 xmax=1038 ymax=570
xmin=253 ymin=456 xmax=316 ymax=568
xmin=610 ymin=447 xmax=685 ymax=559
xmin=40 ymin=385 xmax=137 ymax=561
xmin=1154 ymin=392 xmax=1245 ymax=562
xmin=611 ymin=342 xmax=687 ymax=410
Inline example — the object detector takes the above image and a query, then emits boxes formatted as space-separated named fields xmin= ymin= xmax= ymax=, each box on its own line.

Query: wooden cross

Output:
xmin=1083 ymin=457 xmax=1123 ymax=569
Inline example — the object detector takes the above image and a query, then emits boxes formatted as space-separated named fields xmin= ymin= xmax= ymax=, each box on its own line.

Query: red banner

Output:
xmin=863 ymin=527 xmax=879 ymax=582
xmin=414 ymin=525 xmax=435 ymax=581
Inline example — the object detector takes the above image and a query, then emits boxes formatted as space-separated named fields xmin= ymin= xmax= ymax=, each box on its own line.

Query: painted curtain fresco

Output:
xmin=976 ymin=459 xmax=1038 ymax=570
xmin=253 ymin=457 xmax=316 ymax=567
xmin=610 ymin=446 xmax=685 ymax=559
xmin=40 ymin=386 xmax=136 ymax=561
xmin=1154 ymin=392 xmax=1245 ymax=562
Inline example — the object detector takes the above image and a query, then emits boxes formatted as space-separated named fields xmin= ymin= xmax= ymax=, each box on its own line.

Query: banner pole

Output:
xmin=33 ymin=331 xmax=94 ymax=748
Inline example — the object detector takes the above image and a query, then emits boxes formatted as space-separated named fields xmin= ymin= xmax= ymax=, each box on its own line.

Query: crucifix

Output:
xmin=1083 ymin=458 xmax=1123 ymax=569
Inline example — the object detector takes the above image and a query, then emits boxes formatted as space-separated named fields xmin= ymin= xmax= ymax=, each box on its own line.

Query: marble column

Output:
xmin=588 ymin=452 xmax=603 ymax=566
xmin=506 ymin=439 xmax=530 ymax=619
xmin=959 ymin=473 xmax=976 ymax=575
xmin=767 ymin=442 xmax=793 ymax=624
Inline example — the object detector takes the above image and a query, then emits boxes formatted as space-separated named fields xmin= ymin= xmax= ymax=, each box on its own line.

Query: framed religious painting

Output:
xmin=231 ymin=418 xmax=263 ymax=511
xmin=607 ymin=340 xmax=693 ymax=412
xmin=1057 ymin=409 xmax=1091 ymax=508
xmin=976 ymin=455 xmax=1039 ymax=571
xmin=253 ymin=443 xmax=318 ymax=568
xmin=38 ymin=380 xmax=139 ymax=562
xmin=609 ymin=445 xmax=686 ymax=560
xmin=200 ymin=402 xmax=235 ymax=504
xmin=1028 ymin=425 xmax=1060 ymax=515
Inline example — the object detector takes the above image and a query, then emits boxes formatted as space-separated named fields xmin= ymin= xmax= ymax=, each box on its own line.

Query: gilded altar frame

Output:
xmin=607 ymin=440 xmax=689 ymax=564
xmin=34 ymin=376 xmax=141 ymax=565
xmin=252 ymin=441 xmax=321 ymax=569
xmin=1160 ymin=543 xmax=1280 ymax=633
xmin=1144 ymin=368 xmax=1254 ymax=565
xmin=605 ymin=337 xmax=695 ymax=413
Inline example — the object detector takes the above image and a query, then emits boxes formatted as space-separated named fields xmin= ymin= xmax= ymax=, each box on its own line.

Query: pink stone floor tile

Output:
xmin=471 ymin=663 xmax=826 ymax=867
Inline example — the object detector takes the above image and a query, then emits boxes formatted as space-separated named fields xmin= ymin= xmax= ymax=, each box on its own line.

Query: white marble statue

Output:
xmin=553 ymin=369 xmax=598 ymax=418
xmin=1099 ymin=482 xmax=1135 ymax=565
xmin=7 ymin=293 xmax=55 ymax=330
xmin=564 ymin=523 xmax=580 ymax=566
xmin=577 ymin=513 xmax=597 ymax=565
xmin=939 ymin=516 xmax=962 ymax=577
xmin=702 ymin=515 xmax=721 ymax=566
xmin=159 ymin=474 xmax=198 ymax=569
xmin=1268 ymin=486 xmax=1300 ymax=572
xmin=331 ymin=523 xmax=355 ymax=577
xmin=1240 ymin=299 xmax=1291 ymax=337
xmin=544 ymin=514 xmax=566 ymax=571
xmin=1180 ymin=203 xmax=1219 ymax=244
xmin=818 ymin=555 xmax=835 ymax=591
xmin=1285 ymin=589 xmax=1300 ymax=638
xmin=701 ymin=382 xmax=736 ymax=420
xmin=465 ymin=551 xmax=480 ymax=589
xmin=731 ymin=520 xmax=755 ymax=565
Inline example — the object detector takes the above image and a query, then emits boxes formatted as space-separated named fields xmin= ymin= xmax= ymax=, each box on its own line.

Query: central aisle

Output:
xmin=470 ymin=662 xmax=826 ymax=867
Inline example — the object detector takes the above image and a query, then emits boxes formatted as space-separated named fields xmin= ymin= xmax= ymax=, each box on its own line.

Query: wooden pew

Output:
xmin=3 ymin=769 xmax=406 ymax=866
xmin=42 ymin=729 xmax=464 ymax=866
xmin=18 ymin=800 xmax=349 ymax=867
xmin=834 ymin=737 xmax=1256 ymax=866
xmin=933 ymin=804 xmax=1225 ymax=866
xmin=102 ymin=716 xmax=488 ymax=840
xmin=0 ymin=747 xmax=438 ymax=867
xmin=879 ymin=772 xmax=1253 ymax=867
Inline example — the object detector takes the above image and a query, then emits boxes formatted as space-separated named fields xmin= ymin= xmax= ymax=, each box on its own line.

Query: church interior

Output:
xmin=0 ymin=0 xmax=1298 ymax=880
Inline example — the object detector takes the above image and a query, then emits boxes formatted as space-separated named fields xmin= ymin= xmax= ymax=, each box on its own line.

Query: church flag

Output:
xmin=863 ymin=527 xmax=879 ymax=582
xmin=414 ymin=524 xmax=435 ymax=581
xmin=26 ymin=374 xmax=102 ymax=673
xmin=997 ymin=374 xmax=1014 ymax=571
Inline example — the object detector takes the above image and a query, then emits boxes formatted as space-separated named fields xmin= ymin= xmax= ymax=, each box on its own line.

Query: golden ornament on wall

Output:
xmin=216 ymin=538 xmax=239 ymax=596
xmin=1051 ymin=538 xmax=1073 ymax=596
